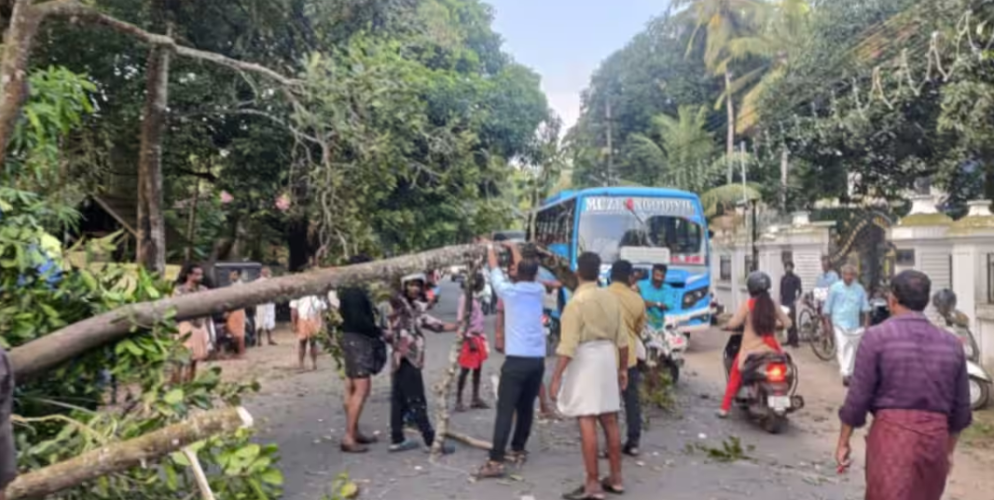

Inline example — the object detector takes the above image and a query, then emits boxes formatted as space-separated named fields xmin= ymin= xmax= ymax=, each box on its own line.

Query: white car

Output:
xmin=448 ymin=264 xmax=467 ymax=281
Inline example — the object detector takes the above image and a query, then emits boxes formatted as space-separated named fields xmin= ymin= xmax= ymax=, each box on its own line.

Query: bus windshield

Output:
xmin=577 ymin=207 xmax=706 ymax=266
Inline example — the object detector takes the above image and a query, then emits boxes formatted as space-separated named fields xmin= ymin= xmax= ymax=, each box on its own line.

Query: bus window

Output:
xmin=534 ymin=199 xmax=576 ymax=248
xmin=579 ymin=212 xmax=705 ymax=265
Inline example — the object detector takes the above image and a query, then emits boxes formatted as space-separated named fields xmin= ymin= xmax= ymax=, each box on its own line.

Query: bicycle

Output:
xmin=799 ymin=290 xmax=836 ymax=361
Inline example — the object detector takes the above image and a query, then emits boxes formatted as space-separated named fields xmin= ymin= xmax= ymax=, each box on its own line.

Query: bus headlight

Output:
xmin=682 ymin=288 xmax=708 ymax=309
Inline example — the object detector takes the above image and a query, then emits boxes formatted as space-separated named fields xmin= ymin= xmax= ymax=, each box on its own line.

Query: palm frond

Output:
xmin=700 ymin=182 xmax=763 ymax=217
xmin=713 ymin=64 xmax=767 ymax=110
xmin=736 ymin=65 xmax=786 ymax=134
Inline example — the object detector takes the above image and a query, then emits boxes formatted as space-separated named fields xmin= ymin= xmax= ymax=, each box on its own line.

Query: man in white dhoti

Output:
xmin=550 ymin=252 xmax=629 ymax=500
xmin=255 ymin=266 xmax=277 ymax=346
xmin=824 ymin=264 xmax=870 ymax=387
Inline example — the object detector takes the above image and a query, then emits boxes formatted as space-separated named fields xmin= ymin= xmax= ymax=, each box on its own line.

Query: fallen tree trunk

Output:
xmin=6 ymin=407 xmax=254 ymax=500
xmin=11 ymin=244 xmax=486 ymax=380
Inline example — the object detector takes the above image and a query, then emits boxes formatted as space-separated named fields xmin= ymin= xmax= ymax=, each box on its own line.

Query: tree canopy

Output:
xmin=569 ymin=0 xmax=993 ymax=215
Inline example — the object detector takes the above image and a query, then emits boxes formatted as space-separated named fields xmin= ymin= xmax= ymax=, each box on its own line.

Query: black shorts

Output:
xmin=342 ymin=332 xmax=377 ymax=379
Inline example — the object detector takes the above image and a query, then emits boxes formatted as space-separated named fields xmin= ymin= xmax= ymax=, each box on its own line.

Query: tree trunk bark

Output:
xmin=135 ymin=18 xmax=172 ymax=274
xmin=10 ymin=244 xmax=487 ymax=379
xmin=0 ymin=0 xmax=39 ymax=172
xmin=725 ymin=70 xmax=736 ymax=184
xmin=287 ymin=216 xmax=310 ymax=272
xmin=184 ymin=176 xmax=201 ymax=263
xmin=6 ymin=407 xmax=253 ymax=500
xmin=430 ymin=262 xmax=481 ymax=459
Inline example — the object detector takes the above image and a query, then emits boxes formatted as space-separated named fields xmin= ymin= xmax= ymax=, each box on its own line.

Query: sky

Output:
xmin=489 ymin=0 xmax=670 ymax=131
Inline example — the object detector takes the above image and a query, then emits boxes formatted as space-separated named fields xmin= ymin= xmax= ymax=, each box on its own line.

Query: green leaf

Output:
xmin=259 ymin=468 xmax=284 ymax=486
xmin=163 ymin=388 xmax=184 ymax=405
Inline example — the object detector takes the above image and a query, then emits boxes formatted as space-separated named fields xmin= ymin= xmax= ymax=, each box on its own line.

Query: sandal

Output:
xmin=600 ymin=478 xmax=625 ymax=495
xmin=475 ymin=460 xmax=506 ymax=479
xmin=356 ymin=433 xmax=379 ymax=445
xmin=340 ymin=442 xmax=369 ymax=454
xmin=562 ymin=486 xmax=605 ymax=500
xmin=508 ymin=450 xmax=529 ymax=465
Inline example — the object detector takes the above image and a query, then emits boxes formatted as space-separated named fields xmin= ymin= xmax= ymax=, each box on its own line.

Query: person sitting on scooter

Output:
xmin=932 ymin=289 xmax=970 ymax=329
xmin=718 ymin=271 xmax=792 ymax=418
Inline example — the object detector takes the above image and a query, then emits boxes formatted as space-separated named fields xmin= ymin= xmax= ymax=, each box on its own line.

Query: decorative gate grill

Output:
xmin=826 ymin=210 xmax=895 ymax=296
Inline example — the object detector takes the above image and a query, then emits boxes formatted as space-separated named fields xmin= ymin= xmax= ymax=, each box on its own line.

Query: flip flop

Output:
xmin=562 ymin=486 xmax=605 ymax=500
xmin=475 ymin=461 xmax=506 ymax=479
xmin=600 ymin=478 xmax=625 ymax=495
xmin=339 ymin=442 xmax=368 ymax=454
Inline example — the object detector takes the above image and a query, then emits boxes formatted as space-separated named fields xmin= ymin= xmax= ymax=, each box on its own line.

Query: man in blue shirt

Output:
xmin=638 ymin=264 xmax=670 ymax=329
xmin=815 ymin=255 xmax=840 ymax=290
xmin=824 ymin=264 xmax=870 ymax=386
xmin=477 ymin=240 xmax=547 ymax=479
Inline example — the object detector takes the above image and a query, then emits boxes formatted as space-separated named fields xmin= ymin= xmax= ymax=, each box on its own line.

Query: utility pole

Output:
xmin=740 ymin=141 xmax=746 ymax=201
xmin=605 ymin=98 xmax=614 ymax=186
xmin=740 ymin=141 xmax=758 ymax=271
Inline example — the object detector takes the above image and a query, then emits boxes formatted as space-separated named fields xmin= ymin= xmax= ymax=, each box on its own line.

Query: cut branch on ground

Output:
xmin=6 ymin=406 xmax=254 ymax=500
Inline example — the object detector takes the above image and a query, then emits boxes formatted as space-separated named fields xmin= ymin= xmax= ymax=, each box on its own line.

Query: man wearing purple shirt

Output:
xmin=836 ymin=270 xmax=971 ymax=500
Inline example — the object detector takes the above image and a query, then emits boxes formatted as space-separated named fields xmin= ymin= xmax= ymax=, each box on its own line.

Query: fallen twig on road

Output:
xmin=407 ymin=428 xmax=491 ymax=450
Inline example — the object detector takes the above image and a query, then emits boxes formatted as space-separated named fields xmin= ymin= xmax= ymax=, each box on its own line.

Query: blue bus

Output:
xmin=531 ymin=187 xmax=712 ymax=334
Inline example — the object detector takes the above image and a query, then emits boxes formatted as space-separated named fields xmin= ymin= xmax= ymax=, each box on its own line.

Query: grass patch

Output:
xmin=963 ymin=410 xmax=994 ymax=448
xmin=683 ymin=436 xmax=754 ymax=462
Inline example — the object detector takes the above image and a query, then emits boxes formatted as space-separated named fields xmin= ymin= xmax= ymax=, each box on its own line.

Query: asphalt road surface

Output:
xmin=244 ymin=281 xmax=990 ymax=500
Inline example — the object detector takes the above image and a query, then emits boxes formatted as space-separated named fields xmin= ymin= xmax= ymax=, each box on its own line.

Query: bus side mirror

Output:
xmin=708 ymin=229 xmax=715 ymax=239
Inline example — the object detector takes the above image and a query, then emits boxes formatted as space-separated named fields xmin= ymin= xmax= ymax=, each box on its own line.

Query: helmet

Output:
xmin=746 ymin=271 xmax=771 ymax=296
xmin=932 ymin=289 xmax=957 ymax=311
xmin=401 ymin=273 xmax=427 ymax=287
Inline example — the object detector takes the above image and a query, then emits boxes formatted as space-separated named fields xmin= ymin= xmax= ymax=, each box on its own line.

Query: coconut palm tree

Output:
xmin=717 ymin=0 xmax=811 ymax=134
xmin=625 ymin=104 xmax=716 ymax=191
xmin=677 ymin=0 xmax=767 ymax=164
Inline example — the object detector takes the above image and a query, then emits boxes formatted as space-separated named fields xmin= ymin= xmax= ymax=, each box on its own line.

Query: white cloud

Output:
xmin=542 ymin=63 xmax=595 ymax=132
xmin=546 ymin=90 xmax=581 ymax=132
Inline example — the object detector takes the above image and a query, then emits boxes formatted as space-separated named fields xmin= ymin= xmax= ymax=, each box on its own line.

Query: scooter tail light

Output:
xmin=766 ymin=363 xmax=787 ymax=383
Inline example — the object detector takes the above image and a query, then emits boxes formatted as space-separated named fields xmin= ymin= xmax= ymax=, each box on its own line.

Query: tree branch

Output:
xmin=36 ymin=0 xmax=302 ymax=88
xmin=10 ymin=244 xmax=487 ymax=380
xmin=7 ymin=407 xmax=254 ymax=500
xmin=172 ymin=167 xmax=217 ymax=182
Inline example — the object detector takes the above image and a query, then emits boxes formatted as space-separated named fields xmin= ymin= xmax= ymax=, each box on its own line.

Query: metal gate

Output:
xmin=827 ymin=210 xmax=896 ymax=296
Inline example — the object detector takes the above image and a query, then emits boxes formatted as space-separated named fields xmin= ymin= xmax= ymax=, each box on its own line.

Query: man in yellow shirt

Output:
xmin=608 ymin=260 xmax=647 ymax=457
xmin=550 ymin=252 xmax=628 ymax=499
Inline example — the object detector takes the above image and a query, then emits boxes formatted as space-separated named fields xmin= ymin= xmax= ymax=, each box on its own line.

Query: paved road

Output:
xmin=244 ymin=282 xmax=987 ymax=500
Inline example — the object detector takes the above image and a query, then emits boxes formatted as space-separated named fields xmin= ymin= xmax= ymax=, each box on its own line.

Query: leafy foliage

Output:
xmin=2 ymin=66 xmax=282 ymax=499
xmin=573 ymin=0 xmax=994 ymax=214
